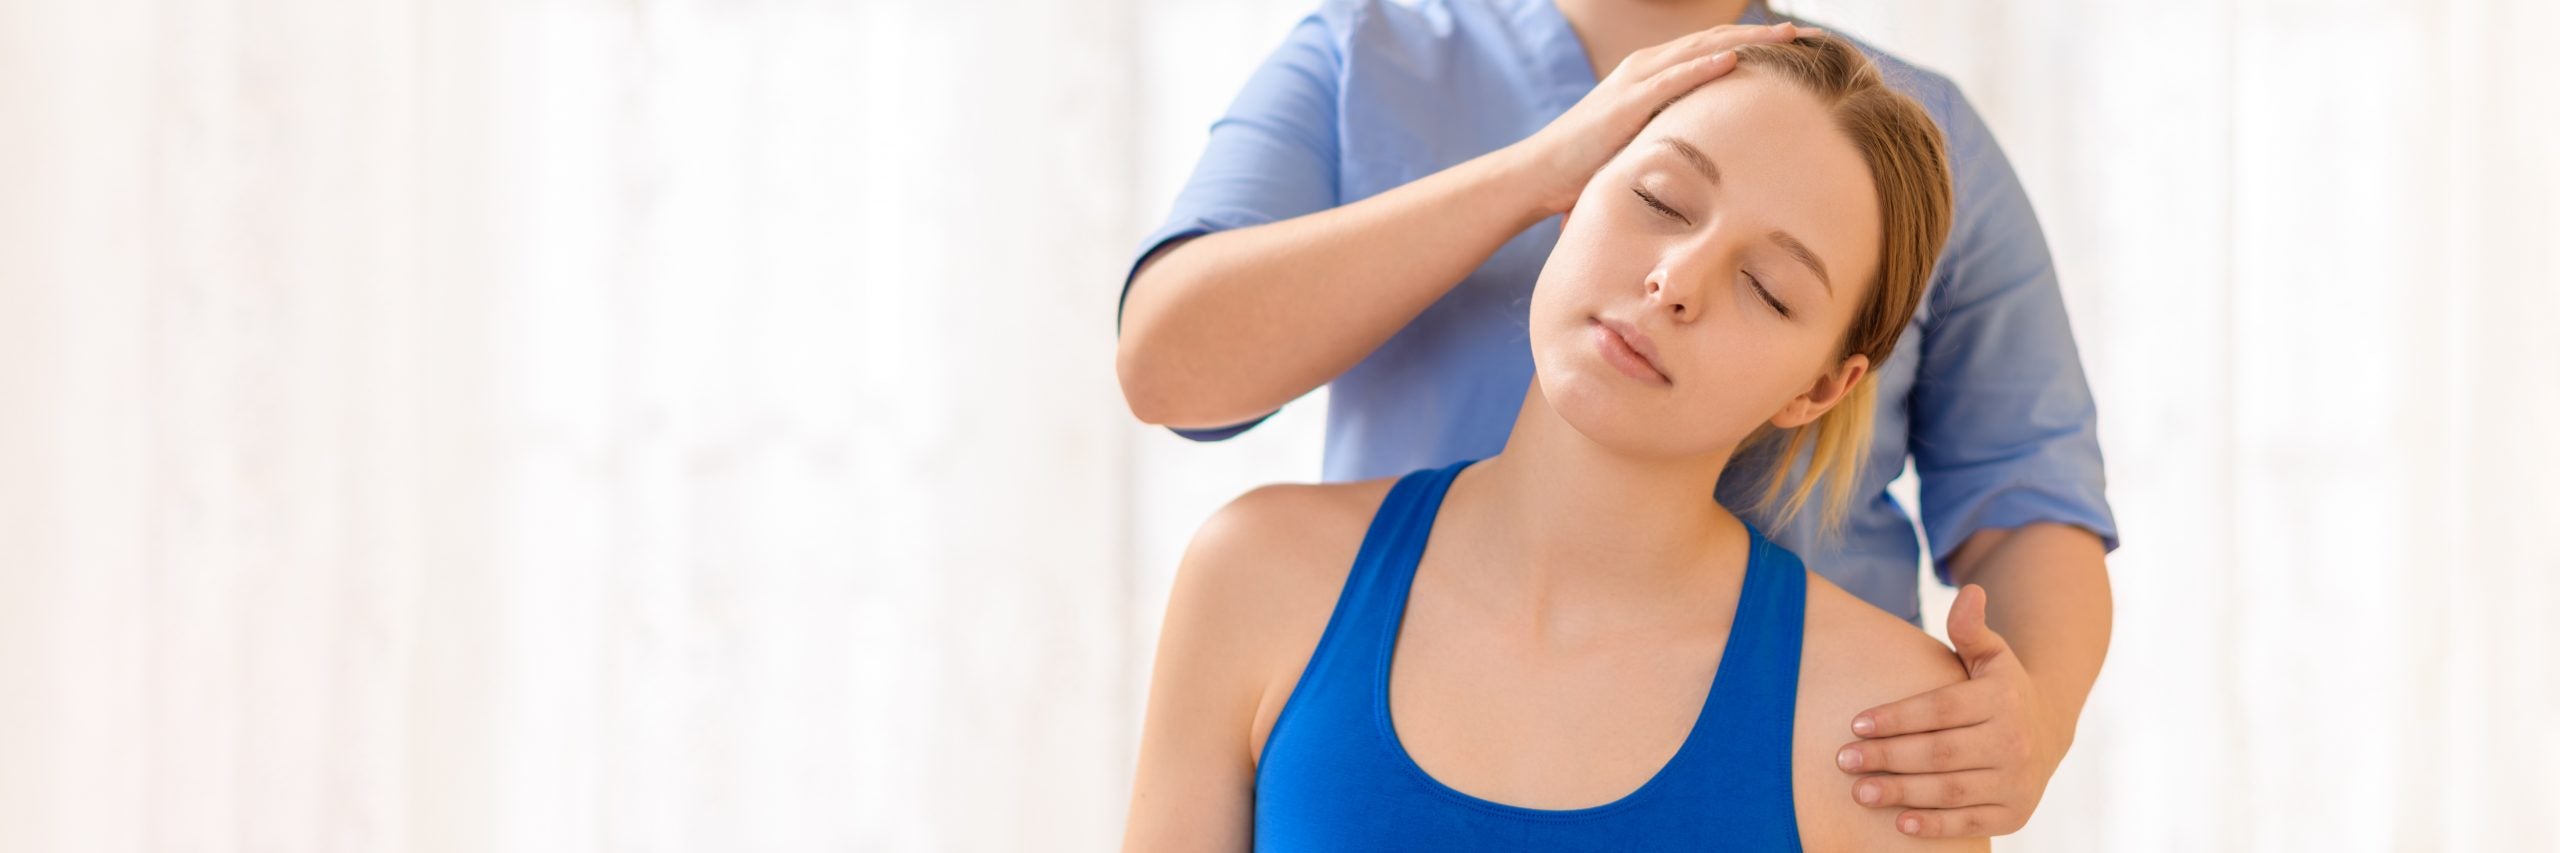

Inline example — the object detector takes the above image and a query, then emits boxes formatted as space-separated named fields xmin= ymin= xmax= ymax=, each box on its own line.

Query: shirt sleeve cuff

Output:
xmin=1164 ymin=409 xmax=1282 ymax=443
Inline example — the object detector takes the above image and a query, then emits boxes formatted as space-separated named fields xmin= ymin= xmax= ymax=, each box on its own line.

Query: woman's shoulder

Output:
xmin=1154 ymin=477 xmax=1402 ymax=760
xmin=1792 ymin=572 xmax=1970 ymax=761
xmin=1161 ymin=476 xmax=1400 ymax=665
xmin=1797 ymin=572 xmax=1969 ymax=691
xmin=1183 ymin=477 xmax=1398 ymax=581
xmin=1789 ymin=572 xmax=1983 ymax=852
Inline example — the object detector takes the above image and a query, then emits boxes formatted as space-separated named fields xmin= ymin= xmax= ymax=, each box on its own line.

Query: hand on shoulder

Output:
xmin=1792 ymin=574 xmax=1987 ymax=853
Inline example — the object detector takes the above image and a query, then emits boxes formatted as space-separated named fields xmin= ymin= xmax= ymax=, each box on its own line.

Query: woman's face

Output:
xmin=1528 ymin=68 xmax=1884 ymax=460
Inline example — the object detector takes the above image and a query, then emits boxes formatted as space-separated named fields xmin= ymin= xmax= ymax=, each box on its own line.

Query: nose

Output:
xmin=1644 ymin=272 xmax=1689 ymax=319
xmin=1645 ymin=251 xmax=1715 ymax=321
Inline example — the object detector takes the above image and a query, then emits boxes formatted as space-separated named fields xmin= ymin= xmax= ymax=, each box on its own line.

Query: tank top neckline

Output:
xmin=1364 ymin=457 xmax=1785 ymax=821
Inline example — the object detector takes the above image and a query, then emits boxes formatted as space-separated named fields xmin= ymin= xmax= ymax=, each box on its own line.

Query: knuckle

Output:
xmin=1929 ymin=738 xmax=1959 ymax=764
xmin=1938 ymin=778 xmax=1967 ymax=803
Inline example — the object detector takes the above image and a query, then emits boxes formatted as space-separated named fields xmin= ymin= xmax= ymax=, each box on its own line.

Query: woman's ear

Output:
xmin=1768 ymin=354 xmax=1870 ymax=429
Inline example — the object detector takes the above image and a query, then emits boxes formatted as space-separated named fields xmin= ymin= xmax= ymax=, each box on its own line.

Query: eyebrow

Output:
xmin=1768 ymin=230 xmax=1833 ymax=295
xmin=1656 ymin=138 xmax=1720 ymax=186
xmin=1656 ymin=135 xmax=1834 ymax=296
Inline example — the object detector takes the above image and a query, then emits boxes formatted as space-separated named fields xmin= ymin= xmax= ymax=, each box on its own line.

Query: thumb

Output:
xmin=1945 ymin=584 xmax=2011 ymax=676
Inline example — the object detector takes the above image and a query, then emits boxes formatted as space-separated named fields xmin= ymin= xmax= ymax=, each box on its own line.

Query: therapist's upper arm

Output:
xmin=1908 ymin=86 xmax=2119 ymax=578
xmin=1116 ymin=5 xmax=1349 ymax=443
xmin=1119 ymin=5 xmax=1345 ymax=324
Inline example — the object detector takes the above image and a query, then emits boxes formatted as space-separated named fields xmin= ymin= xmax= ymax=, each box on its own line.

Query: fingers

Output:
xmin=1894 ymin=805 xmax=2025 ymax=838
xmin=1851 ymin=769 xmax=2005 ymax=810
xmin=1641 ymin=49 xmax=1741 ymax=104
xmin=1850 ymin=678 xmax=1997 ymax=739
xmin=1629 ymin=22 xmax=1799 ymax=112
xmin=1622 ymin=21 xmax=1799 ymax=79
xmin=1836 ymin=724 xmax=2020 ymax=775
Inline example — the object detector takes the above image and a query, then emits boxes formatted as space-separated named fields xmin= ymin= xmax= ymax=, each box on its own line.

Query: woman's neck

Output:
xmin=1551 ymin=0 xmax=1760 ymax=77
xmin=1448 ymin=377 xmax=1749 ymax=630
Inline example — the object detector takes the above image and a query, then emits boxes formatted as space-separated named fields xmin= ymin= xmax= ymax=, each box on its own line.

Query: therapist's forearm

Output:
xmin=1116 ymin=148 xmax=1558 ymax=430
xmin=1943 ymin=522 xmax=2113 ymax=745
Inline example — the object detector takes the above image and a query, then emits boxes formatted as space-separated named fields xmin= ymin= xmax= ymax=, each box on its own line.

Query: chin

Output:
xmin=1534 ymin=355 xmax=1664 ymax=453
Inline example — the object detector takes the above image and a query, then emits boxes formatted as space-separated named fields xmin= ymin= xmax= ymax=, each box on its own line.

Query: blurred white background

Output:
xmin=3 ymin=0 xmax=2556 ymax=850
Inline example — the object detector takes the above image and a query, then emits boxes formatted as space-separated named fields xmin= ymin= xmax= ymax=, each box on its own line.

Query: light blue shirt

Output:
xmin=1121 ymin=0 xmax=2118 ymax=622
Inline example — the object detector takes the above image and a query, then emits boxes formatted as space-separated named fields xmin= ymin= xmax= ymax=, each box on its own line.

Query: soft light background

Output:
xmin=1 ymin=0 xmax=2553 ymax=851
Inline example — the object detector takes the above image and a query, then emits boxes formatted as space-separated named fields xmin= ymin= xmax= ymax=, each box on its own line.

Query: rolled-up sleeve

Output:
xmin=1118 ymin=5 xmax=1346 ymax=442
xmin=1910 ymin=87 xmax=2120 ymax=578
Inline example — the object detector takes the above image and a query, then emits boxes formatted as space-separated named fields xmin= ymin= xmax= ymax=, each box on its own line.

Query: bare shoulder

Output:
xmin=1162 ymin=477 xmax=1402 ymax=748
xmin=1790 ymin=573 xmax=1985 ymax=853
xmin=1126 ymin=477 xmax=1400 ymax=852
xmin=1796 ymin=574 xmax=1970 ymax=706
xmin=1172 ymin=478 xmax=1399 ymax=641
xmin=1185 ymin=478 xmax=1395 ymax=566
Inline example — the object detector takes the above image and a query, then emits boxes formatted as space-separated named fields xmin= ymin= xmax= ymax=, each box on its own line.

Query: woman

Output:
xmin=1116 ymin=0 xmax=2114 ymax=837
xmin=1125 ymin=36 xmax=1982 ymax=851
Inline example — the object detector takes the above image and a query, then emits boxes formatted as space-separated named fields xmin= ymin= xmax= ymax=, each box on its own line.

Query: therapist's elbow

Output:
xmin=1118 ymin=252 xmax=1281 ymax=429
xmin=1115 ymin=264 xmax=1215 ymax=427
xmin=1116 ymin=333 xmax=1184 ymax=427
xmin=1117 ymin=323 xmax=1210 ymax=427
xmin=1116 ymin=260 xmax=1179 ymax=422
xmin=1116 ymin=326 xmax=1253 ymax=430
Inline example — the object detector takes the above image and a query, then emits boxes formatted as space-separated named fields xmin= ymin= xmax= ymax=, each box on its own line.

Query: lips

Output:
xmin=1592 ymin=316 xmax=1670 ymax=385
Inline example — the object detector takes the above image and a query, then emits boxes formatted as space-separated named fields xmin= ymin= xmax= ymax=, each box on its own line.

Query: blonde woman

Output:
xmin=1118 ymin=0 xmax=2118 ymax=839
xmin=1125 ymin=36 xmax=2000 ymax=852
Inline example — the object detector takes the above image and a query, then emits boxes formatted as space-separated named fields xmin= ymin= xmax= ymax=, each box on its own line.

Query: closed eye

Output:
xmin=1748 ymin=272 xmax=1791 ymax=319
xmin=1631 ymin=186 xmax=1689 ymax=225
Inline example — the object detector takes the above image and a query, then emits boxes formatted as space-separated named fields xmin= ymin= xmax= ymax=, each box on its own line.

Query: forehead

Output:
xmin=1631 ymin=69 xmax=1881 ymax=292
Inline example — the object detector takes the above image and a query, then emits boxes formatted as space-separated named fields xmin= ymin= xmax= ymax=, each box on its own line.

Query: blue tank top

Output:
xmin=1253 ymin=459 xmax=1810 ymax=851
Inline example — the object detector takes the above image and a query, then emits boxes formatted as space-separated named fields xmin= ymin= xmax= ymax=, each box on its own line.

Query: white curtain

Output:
xmin=0 ymin=1 xmax=2551 ymax=851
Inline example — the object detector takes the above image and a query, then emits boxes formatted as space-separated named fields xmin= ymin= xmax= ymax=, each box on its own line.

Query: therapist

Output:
xmin=1114 ymin=0 xmax=2116 ymax=839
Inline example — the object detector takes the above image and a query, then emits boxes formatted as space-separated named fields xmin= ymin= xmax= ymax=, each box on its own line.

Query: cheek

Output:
xmin=1528 ymin=228 xmax=1615 ymax=331
xmin=1665 ymin=337 xmax=1822 ymax=432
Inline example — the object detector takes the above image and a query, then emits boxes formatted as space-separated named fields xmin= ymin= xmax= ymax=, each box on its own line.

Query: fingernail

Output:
xmin=1856 ymin=782 xmax=1880 ymax=805
xmin=1836 ymin=748 xmax=1862 ymax=771
xmin=1900 ymin=816 xmax=1922 ymax=834
xmin=1852 ymin=715 xmax=1875 ymax=736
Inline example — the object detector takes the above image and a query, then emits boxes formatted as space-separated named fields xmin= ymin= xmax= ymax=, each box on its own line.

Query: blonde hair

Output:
xmin=1725 ymin=35 xmax=1954 ymax=542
